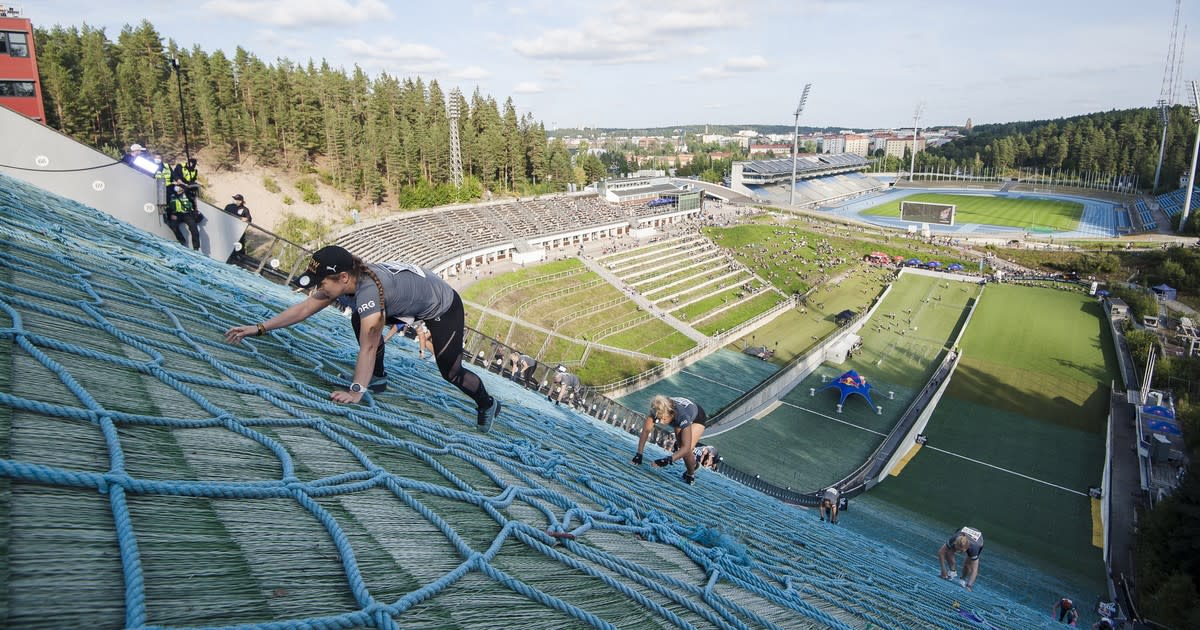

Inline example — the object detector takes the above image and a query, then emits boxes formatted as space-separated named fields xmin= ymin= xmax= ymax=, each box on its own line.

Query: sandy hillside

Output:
xmin=198 ymin=155 xmax=382 ymax=233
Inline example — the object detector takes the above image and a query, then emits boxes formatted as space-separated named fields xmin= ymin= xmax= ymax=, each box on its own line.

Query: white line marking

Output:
xmin=921 ymin=444 xmax=1087 ymax=496
xmin=783 ymin=403 xmax=1086 ymax=496
xmin=678 ymin=369 xmax=747 ymax=392
xmin=782 ymin=402 xmax=888 ymax=437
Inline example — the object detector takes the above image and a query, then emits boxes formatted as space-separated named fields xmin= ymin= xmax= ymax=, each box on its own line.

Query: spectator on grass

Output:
xmin=1052 ymin=597 xmax=1078 ymax=626
xmin=819 ymin=487 xmax=840 ymax=524
xmin=938 ymin=526 xmax=984 ymax=591
xmin=631 ymin=395 xmax=707 ymax=485
xmin=549 ymin=368 xmax=582 ymax=405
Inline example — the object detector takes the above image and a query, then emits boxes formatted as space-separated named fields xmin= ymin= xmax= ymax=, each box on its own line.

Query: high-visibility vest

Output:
xmin=169 ymin=196 xmax=194 ymax=215
xmin=177 ymin=165 xmax=198 ymax=184
xmin=154 ymin=164 xmax=172 ymax=182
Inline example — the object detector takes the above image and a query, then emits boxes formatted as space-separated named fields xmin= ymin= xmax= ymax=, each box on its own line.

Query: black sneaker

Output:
xmin=682 ymin=471 xmax=696 ymax=485
xmin=477 ymin=398 xmax=501 ymax=433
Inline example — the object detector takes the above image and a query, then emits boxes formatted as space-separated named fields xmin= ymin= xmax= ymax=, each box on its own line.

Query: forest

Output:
xmin=920 ymin=107 xmax=1198 ymax=193
xmin=33 ymin=20 xmax=578 ymax=209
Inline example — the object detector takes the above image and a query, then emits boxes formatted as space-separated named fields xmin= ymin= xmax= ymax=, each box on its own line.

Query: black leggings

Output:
xmin=167 ymin=214 xmax=201 ymax=250
xmin=352 ymin=293 xmax=490 ymax=409
xmin=425 ymin=293 xmax=490 ymax=409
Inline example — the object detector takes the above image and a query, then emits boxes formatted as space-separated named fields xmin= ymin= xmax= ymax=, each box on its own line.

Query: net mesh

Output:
xmin=0 ymin=173 xmax=1060 ymax=629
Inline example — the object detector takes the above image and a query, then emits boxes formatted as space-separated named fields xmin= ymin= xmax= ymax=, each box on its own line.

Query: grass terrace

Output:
xmin=734 ymin=266 xmax=897 ymax=363
xmin=461 ymin=259 xmax=673 ymax=383
xmin=862 ymin=192 xmax=1084 ymax=232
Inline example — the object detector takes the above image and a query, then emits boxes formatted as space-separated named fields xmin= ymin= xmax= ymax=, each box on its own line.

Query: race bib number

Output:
xmin=960 ymin=527 xmax=982 ymax=541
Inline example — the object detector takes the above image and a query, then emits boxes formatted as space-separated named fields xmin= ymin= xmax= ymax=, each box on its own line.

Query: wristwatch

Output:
xmin=349 ymin=383 xmax=366 ymax=394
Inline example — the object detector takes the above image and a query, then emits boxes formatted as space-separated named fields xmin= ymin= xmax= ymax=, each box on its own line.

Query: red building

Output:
xmin=0 ymin=5 xmax=45 ymax=122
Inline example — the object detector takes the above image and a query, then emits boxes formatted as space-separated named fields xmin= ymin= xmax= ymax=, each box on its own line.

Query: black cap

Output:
xmin=293 ymin=245 xmax=354 ymax=288
xmin=233 ymin=194 xmax=244 ymax=201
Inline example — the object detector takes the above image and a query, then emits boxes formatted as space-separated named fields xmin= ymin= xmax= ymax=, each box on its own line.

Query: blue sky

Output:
xmin=30 ymin=0 xmax=1197 ymax=130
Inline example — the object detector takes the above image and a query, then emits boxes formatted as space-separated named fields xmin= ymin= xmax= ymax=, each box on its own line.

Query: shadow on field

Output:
xmin=947 ymin=364 xmax=1107 ymax=433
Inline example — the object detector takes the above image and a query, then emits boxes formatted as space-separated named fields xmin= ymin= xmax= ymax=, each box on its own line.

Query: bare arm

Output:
xmin=225 ymin=290 xmax=335 ymax=343
xmin=332 ymin=310 xmax=384 ymax=404
xmin=635 ymin=416 xmax=655 ymax=456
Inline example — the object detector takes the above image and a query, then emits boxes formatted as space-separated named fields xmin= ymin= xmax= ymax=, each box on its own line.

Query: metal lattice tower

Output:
xmin=448 ymin=88 xmax=464 ymax=187
xmin=1162 ymin=0 xmax=1183 ymax=105
xmin=1175 ymin=25 xmax=1189 ymax=110
xmin=788 ymin=83 xmax=812 ymax=206
xmin=909 ymin=103 xmax=924 ymax=182
xmin=1154 ymin=0 xmax=1184 ymax=192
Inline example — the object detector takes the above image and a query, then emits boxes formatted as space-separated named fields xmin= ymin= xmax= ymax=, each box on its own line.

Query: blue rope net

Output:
xmin=0 ymin=173 xmax=1060 ymax=629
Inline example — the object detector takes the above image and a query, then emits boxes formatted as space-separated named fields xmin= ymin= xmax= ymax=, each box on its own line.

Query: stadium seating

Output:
xmin=1154 ymin=188 xmax=1200 ymax=219
xmin=748 ymin=171 xmax=885 ymax=208
xmin=1135 ymin=197 xmax=1158 ymax=231
xmin=337 ymin=195 xmax=635 ymax=267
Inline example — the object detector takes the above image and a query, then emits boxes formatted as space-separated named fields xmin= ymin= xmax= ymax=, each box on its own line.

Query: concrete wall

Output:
xmin=0 ymin=105 xmax=244 ymax=261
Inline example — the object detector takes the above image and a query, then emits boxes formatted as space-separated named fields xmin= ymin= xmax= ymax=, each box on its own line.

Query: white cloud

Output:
xmin=513 ymin=81 xmax=544 ymax=94
xmin=698 ymin=55 xmax=770 ymax=79
xmin=256 ymin=29 xmax=310 ymax=55
xmin=511 ymin=0 xmax=744 ymax=63
xmin=340 ymin=38 xmax=443 ymax=62
xmin=452 ymin=66 xmax=492 ymax=80
xmin=201 ymin=0 xmax=392 ymax=27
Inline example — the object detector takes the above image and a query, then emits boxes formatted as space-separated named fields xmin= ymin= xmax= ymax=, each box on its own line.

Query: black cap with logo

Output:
xmin=294 ymin=245 xmax=355 ymax=288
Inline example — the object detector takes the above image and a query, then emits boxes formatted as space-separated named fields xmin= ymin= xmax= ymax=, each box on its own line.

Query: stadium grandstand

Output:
xmin=1154 ymin=187 xmax=1200 ymax=222
xmin=1134 ymin=197 xmax=1159 ymax=232
xmin=336 ymin=192 xmax=705 ymax=276
xmin=728 ymin=153 xmax=885 ymax=209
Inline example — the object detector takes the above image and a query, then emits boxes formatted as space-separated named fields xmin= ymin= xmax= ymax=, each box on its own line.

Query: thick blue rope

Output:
xmin=0 ymin=174 xmax=1066 ymax=629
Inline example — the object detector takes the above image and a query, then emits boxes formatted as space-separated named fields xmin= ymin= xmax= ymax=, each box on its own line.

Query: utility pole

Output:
xmin=1180 ymin=80 xmax=1200 ymax=229
xmin=171 ymin=57 xmax=191 ymax=161
xmin=909 ymin=103 xmax=924 ymax=183
xmin=789 ymin=83 xmax=812 ymax=206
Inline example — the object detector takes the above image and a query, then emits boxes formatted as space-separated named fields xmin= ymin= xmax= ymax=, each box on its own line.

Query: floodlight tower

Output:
xmin=1154 ymin=100 xmax=1170 ymax=191
xmin=909 ymin=103 xmax=924 ymax=182
xmin=1179 ymin=81 xmax=1200 ymax=229
xmin=447 ymin=88 xmax=464 ymax=187
xmin=1154 ymin=0 xmax=1184 ymax=191
xmin=789 ymin=83 xmax=812 ymax=206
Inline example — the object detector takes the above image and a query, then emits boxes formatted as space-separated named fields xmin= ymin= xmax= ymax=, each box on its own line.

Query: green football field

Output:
xmin=867 ymin=284 xmax=1116 ymax=599
xmin=862 ymin=193 xmax=1084 ymax=232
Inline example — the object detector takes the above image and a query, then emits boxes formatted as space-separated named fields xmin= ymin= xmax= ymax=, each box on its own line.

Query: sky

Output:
xmin=25 ymin=0 xmax=1200 ymax=131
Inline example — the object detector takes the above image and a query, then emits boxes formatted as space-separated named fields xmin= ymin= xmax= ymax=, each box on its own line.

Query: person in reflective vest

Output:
xmin=165 ymin=185 xmax=201 ymax=251
xmin=172 ymin=157 xmax=199 ymax=207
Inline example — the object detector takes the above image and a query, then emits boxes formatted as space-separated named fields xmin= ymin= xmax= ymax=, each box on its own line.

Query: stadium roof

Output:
xmin=739 ymin=153 xmax=868 ymax=177
xmin=607 ymin=183 xmax=683 ymax=198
